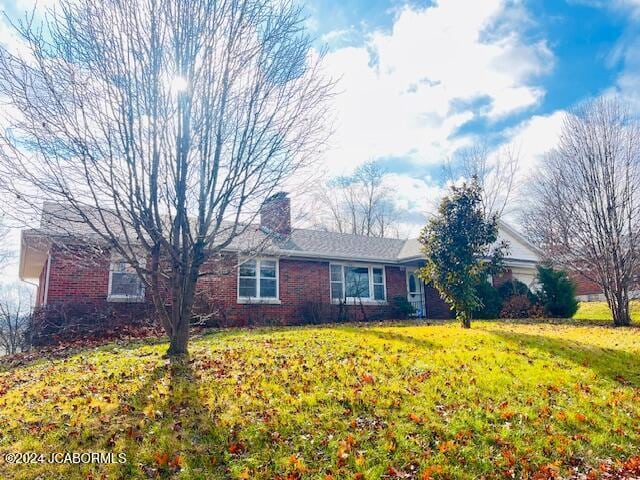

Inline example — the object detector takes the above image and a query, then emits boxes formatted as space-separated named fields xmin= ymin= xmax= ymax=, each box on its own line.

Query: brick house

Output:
xmin=570 ymin=272 xmax=640 ymax=302
xmin=19 ymin=194 xmax=541 ymax=328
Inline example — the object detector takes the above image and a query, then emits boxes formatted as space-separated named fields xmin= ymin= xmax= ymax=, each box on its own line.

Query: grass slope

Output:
xmin=1 ymin=321 xmax=640 ymax=479
xmin=573 ymin=301 xmax=640 ymax=323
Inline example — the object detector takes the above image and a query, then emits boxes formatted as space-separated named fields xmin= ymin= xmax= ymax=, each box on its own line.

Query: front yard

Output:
xmin=573 ymin=301 xmax=640 ymax=323
xmin=1 ymin=321 xmax=639 ymax=479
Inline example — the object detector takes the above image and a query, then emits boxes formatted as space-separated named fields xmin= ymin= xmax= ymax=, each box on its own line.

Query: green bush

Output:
xmin=498 ymin=279 xmax=535 ymax=302
xmin=391 ymin=296 xmax=414 ymax=318
xmin=472 ymin=280 xmax=502 ymax=319
xmin=535 ymin=265 xmax=578 ymax=317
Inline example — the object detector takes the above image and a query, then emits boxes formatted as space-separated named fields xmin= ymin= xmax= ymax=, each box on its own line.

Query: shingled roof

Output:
xmin=222 ymin=222 xmax=540 ymax=264
xmin=22 ymin=202 xmax=540 ymax=278
xmin=227 ymin=226 xmax=407 ymax=262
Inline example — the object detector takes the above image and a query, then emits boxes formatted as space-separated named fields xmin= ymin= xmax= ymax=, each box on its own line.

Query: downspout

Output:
xmin=43 ymin=255 xmax=51 ymax=306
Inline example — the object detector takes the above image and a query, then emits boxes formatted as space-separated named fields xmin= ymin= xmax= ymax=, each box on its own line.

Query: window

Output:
xmin=330 ymin=265 xmax=343 ymax=300
xmin=372 ymin=267 xmax=385 ymax=300
xmin=330 ymin=264 xmax=386 ymax=302
xmin=345 ymin=266 xmax=370 ymax=298
xmin=408 ymin=273 xmax=417 ymax=293
xmin=238 ymin=258 xmax=279 ymax=301
xmin=108 ymin=260 xmax=145 ymax=301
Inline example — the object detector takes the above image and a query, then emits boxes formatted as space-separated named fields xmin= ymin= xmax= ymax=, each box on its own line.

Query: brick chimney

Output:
xmin=260 ymin=192 xmax=291 ymax=236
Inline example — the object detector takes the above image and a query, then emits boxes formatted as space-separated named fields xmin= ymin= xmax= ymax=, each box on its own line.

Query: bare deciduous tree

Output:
xmin=0 ymin=284 xmax=33 ymax=356
xmin=523 ymin=97 xmax=640 ymax=326
xmin=0 ymin=0 xmax=333 ymax=355
xmin=311 ymin=161 xmax=402 ymax=238
xmin=445 ymin=143 xmax=520 ymax=219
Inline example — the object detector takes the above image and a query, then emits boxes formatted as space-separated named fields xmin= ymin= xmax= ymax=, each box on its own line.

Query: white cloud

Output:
xmin=496 ymin=109 xmax=566 ymax=224
xmin=0 ymin=17 xmax=24 ymax=56
xmin=569 ymin=0 xmax=640 ymax=18
xmin=379 ymin=110 xmax=568 ymax=234
xmin=573 ymin=0 xmax=640 ymax=109
xmin=321 ymin=0 xmax=553 ymax=175
xmin=13 ymin=0 xmax=58 ymax=12
xmin=383 ymin=172 xmax=449 ymax=236
xmin=609 ymin=34 xmax=640 ymax=110
xmin=502 ymin=110 xmax=566 ymax=173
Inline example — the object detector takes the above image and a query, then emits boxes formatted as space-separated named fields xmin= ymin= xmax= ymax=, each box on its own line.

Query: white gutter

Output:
xmin=225 ymin=247 xmax=539 ymax=267
xmin=18 ymin=230 xmax=27 ymax=281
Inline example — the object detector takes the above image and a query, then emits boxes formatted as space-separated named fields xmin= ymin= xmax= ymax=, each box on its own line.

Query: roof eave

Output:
xmin=19 ymin=230 xmax=51 ymax=281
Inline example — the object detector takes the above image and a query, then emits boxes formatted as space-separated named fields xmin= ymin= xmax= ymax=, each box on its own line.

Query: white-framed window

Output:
xmin=330 ymin=263 xmax=387 ymax=303
xmin=237 ymin=258 xmax=279 ymax=302
xmin=108 ymin=260 xmax=145 ymax=302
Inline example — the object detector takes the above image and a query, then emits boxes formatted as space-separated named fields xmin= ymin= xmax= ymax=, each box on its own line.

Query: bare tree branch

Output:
xmin=308 ymin=161 xmax=403 ymax=238
xmin=0 ymin=0 xmax=334 ymax=355
xmin=0 ymin=284 xmax=33 ymax=356
xmin=522 ymin=97 xmax=640 ymax=326
xmin=445 ymin=143 xmax=520 ymax=219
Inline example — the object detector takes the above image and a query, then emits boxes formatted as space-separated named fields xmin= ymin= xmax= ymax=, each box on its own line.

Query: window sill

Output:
xmin=107 ymin=295 xmax=146 ymax=303
xmin=237 ymin=298 xmax=282 ymax=305
xmin=331 ymin=299 xmax=388 ymax=306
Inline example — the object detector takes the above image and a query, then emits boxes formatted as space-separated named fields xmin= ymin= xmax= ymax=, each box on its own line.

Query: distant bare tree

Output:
xmin=0 ymin=284 xmax=33 ymax=356
xmin=312 ymin=161 xmax=402 ymax=237
xmin=0 ymin=0 xmax=333 ymax=355
xmin=445 ymin=143 xmax=520 ymax=218
xmin=523 ymin=97 xmax=640 ymax=326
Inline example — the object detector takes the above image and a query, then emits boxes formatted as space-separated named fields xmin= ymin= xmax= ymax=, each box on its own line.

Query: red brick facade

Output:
xmin=570 ymin=273 xmax=602 ymax=296
xmin=45 ymin=245 xmax=111 ymax=304
xmin=423 ymin=283 xmax=453 ymax=319
xmin=492 ymin=269 xmax=513 ymax=287
xmin=34 ymin=246 xmax=452 ymax=329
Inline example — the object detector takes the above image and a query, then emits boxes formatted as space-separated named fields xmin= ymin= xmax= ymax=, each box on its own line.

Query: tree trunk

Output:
xmin=165 ymin=252 xmax=203 ymax=356
xmin=459 ymin=311 xmax=471 ymax=329
xmin=167 ymin=318 xmax=189 ymax=356
xmin=604 ymin=286 xmax=631 ymax=327
xmin=610 ymin=295 xmax=631 ymax=327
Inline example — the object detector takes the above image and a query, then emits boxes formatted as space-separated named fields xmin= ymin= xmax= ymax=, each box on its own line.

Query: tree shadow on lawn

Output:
xmin=337 ymin=326 xmax=440 ymax=352
xmin=489 ymin=329 xmax=640 ymax=387
xmin=482 ymin=317 xmax=639 ymax=328
xmin=107 ymin=357 xmax=231 ymax=479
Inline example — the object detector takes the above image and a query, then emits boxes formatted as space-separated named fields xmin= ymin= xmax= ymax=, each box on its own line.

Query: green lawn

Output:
xmin=573 ymin=301 xmax=640 ymax=323
xmin=1 ymin=321 xmax=640 ymax=479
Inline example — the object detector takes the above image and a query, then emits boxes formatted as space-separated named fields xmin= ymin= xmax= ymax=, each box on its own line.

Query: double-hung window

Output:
xmin=330 ymin=264 xmax=386 ymax=302
xmin=238 ymin=258 xmax=279 ymax=302
xmin=108 ymin=259 xmax=145 ymax=301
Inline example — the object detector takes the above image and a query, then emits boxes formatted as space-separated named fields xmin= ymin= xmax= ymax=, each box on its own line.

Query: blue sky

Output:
xmin=0 ymin=0 xmax=637 ymax=188
xmin=0 ymin=0 xmax=639 ymax=251
xmin=307 ymin=0 xmax=631 ymax=124
xmin=292 ymin=0 xmax=640 ymax=198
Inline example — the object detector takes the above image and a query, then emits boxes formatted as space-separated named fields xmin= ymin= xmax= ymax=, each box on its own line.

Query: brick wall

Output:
xmin=46 ymin=244 xmax=111 ymax=304
xmin=37 ymin=245 xmax=453 ymax=329
xmin=193 ymin=254 xmax=413 ymax=325
xmin=423 ymin=283 xmax=453 ymax=319
xmin=492 ymin=269 xmax=513 ymax=287
xmin=570 ymin=272 xmax=602 ymax=296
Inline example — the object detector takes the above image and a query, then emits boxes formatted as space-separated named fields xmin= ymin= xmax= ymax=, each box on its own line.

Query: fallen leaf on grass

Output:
xmin=421 ymin=465 xmax=444 ymax=479
xmin=229 ymin=442 xmax=245 ymax=455
xmin=438 ymin=441 xmax=455 ymax=453
xmin=360 ymin=373 xmax=375 ymax=384
xmin=408 ymin=412 xmax=423 ymax=424
xmin=169 ymin=455 xmax=183 ymax=468
xmin=154 ymin=452 xmax=169 ymax=466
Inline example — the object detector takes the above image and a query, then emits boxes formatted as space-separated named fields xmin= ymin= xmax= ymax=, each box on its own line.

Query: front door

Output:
xmin=406 ymin=268 xmax=425 ymax=317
